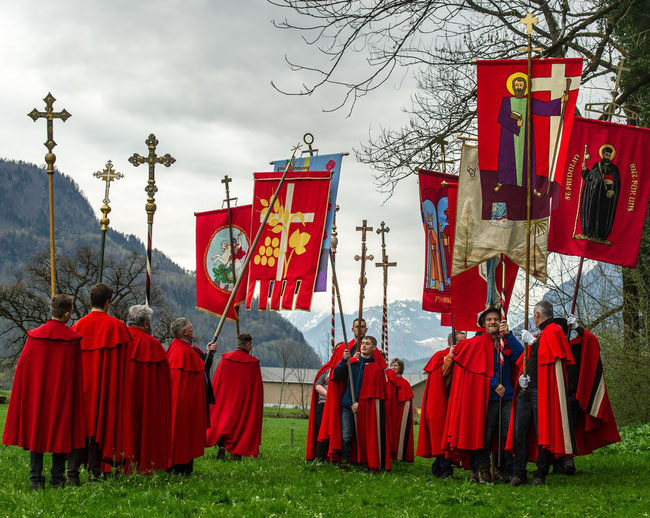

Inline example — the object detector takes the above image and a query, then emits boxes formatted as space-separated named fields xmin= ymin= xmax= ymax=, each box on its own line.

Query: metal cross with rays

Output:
xmin=93 ymin=160 xmax=124 ymax=282
xmin=94 ymin=160 xmax=124 ymax=208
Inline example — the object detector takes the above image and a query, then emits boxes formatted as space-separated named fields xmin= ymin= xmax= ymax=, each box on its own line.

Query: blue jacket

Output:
xmin=489 ymin=332 xmax=524 ymax=401
xmin=333 ymin=355 xmax=375 ymax=408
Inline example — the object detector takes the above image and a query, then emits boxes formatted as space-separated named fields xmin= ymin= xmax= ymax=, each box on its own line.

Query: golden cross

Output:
xmin=28 ymin=93 xmax=71 ymax=157
xmin=520 ymin=13 xmax=539 ymax=35
xmin=93 ymin=160 xmax=124 ymax=205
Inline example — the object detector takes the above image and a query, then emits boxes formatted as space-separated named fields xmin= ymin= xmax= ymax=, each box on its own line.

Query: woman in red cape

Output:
xmin=388 ymin=358 xmax=414 ymax=462
xmin=206 ymin=334 xmax=263 ymax=458
xmin=121 ymin=305 xmax=172 ymax=474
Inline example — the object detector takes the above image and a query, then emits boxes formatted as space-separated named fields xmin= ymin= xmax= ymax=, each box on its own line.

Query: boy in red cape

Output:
xmin=333 ymin=335 xmax=391 ymax=471
xmin=69 ymin=283 xmax=130 ymax=483
xmin=167 ymin=317 xmax=215 ymax=474
xmin=121 ymin=305 xmax=172 ymax=474
xmin=389 ymin=358 xmax=414 ymax=462
xmin=206 ymin=333 xmax=263 ymax=459
xmin=417 ymin=331 xmax=466 ymax=478
xmin=2 ymin=294 xmax=85 ymax=489
xmin=508 ymin=300 xmax=575 ymax=487
xmin=553 ymin=318 xmax=620 ymax=474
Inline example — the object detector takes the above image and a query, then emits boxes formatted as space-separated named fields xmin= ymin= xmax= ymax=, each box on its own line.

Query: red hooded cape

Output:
xmin=506 ymin=322 xmax=575 ymax=458
xmin=167 ymin=338 xmax=207 ymax=466
xmin=572 ymin=330 xmax=620 ymax=455
xmin=305 ymin=362 xmax=332 ymax=461
xmin=394 ymin=375 xmax=414 ymax=462
xmin=442 ymin=334 xmax=493 ymax=454
xmin=121 ymin=327 xmax=172 ymax=474
xmin=3 ymin=320 xmax=85 ymax=453
xmin=417 ymin=348 xmax=451 ymax=458
xmin=205 ymin=349 xmax=263 ymax=457
xmin=72 ymin=311 xmax=130 ymax=462
xmin=318 ymin=340 xmax=388 ymax=464
xmin=385 ymin=368 xmax=401 ymax=458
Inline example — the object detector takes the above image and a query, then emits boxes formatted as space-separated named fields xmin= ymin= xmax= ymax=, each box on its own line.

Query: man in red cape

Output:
xmin=388 ymin=358 xmax=414 ymax=462
xmin=3 ymin=294 xmax=85 ymax=489
xmin=167 ymin=317 xmax=214 ymax=474
xmin=508 ymin=300 xmax=575 ymax=487
xmin=333 ymin=334 xmax=391 ymax=471
xmin=206 ymin=333 xmax=263 ymax=459
xmin=69 ymin=283 xmax=130 ymax=482
xmin=417 ymin=331 xmax=466 ymax=478
xmin=554 ymin=319 xmax=620 ymax=474
xmin=121 ymin=305 xmax=172 ymax=474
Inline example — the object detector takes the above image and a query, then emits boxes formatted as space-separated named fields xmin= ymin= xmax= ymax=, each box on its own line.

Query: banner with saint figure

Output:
xmin=418 ymin=169 xmax=457 ymax=313
xmin=548 ymin=117 xmax=650 ymax=268
xmin=195 ymin=205 xmax=252 ymax=320
xmin=247 ymin=170 xmax=331 ymax=311
xmin=272 ymin=153 xmax=345 ymax=292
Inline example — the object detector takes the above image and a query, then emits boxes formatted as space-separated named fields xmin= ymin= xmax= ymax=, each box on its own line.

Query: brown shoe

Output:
xmin=216 ymin=447 xmax=226 ymax=460
xmin=477 ymin=463 xmax=492 ymax=484
xmin=340 ymin=459 xmax=351 ymax=472
xmin=509 ymin=476 xmax=525 ymax=487
xmin=531 ymin=477 xmax=545 ymax=486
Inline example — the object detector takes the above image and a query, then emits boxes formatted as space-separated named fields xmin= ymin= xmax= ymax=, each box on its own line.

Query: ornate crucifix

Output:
xmin=221 ymin=174 xmax=241 ymax=335
xmin=93 ymin=160 xmax=124 ymax=282
xmin=375 ymin=222 xmax=397 ymax=356
xmin=129 ymin=134 xmax=176 ymax=307
xmin=354 ymin=220 xmax=374 ymax=345
xmin=28 ymin=93 xmax=71 ymax=297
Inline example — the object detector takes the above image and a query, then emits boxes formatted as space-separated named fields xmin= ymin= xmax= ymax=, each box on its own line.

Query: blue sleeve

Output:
xmin=490 ymin=375 xmax=499 ymax=390
xmin=333 ymin=359 xmax=348 ymax=381
xmin=505 ymin=332 xmax=524 ymax=362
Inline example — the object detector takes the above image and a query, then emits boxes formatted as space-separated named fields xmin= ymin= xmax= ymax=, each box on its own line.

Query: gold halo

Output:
xmin=599 ymin=144 xmax=616 ymax=160
xmin=506 ymin=72 xmax=529 ymax=96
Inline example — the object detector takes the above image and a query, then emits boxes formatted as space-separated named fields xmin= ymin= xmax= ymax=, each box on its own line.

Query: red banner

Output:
xmin=247 ymin=170 xmax=331 ymax=311
xmin=451 ymin=257 xmax=519 ymax=332
xmin=477 ymin=58 xmax=582 ymax=222
xmin=548 ymin=117 xmax=650 ymax=267
xmin=195 ymin=205 xmax=252 ymax=320
xmin=418 ymin=169 xmax=458 ymax=313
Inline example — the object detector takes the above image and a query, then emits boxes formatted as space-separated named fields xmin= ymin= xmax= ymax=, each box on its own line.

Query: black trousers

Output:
xmin=513 ymin=388 xmax=551 ymax=479
xmin=431 ymin=455 xmax=453 ymax=477
xmin=314 ymin=402 xmax=329 ymax=461
xmin=68 ymin=437 xmax=102 ymax=480
xmin=170 ymin=460 xmax=194 ymax=475
xmin=29 ymin=452 xmax=67 ymax=486
xmin=472 ymin=399 xmax=514 ymax=473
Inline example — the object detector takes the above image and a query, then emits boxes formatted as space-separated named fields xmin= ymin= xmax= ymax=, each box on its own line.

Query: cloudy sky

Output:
xmin=0 ymin=1 xmax=607 ymax=317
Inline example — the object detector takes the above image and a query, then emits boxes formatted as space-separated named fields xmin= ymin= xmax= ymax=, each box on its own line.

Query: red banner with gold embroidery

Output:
xmin=548 ymin=117 xmax=650 ymax=267
xmin=195 ymin=205 xmax=252 ymax=320
xmin=246 ymin=170 xmax=331 ymax=311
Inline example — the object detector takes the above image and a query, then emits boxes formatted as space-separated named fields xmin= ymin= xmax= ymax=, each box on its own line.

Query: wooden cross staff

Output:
xmin=93 ymin=160 xmax=124 ymax=282
xmin=355 ymin=220 xmax=374 ymax=346
xmin=375 ymin=222 xmax=397 ymax=356
xmin=28 ymin=93 xmax=71 ymax=297
xmin=129 ymin=134 xmax=176 ymax=307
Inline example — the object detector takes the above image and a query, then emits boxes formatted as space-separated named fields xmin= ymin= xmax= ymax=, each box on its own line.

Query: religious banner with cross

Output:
xmin=196 ymin=204 xmax=252 ymax=320
xmin=272 ymin=153 xmax=345 ymax=292
xmin=418 ymin=169 xmax=457 ymax=313
xmin=548 ymin=117 xmax=650 ymax=268
xmin=246 ymin=170 xmax=331 ymax=311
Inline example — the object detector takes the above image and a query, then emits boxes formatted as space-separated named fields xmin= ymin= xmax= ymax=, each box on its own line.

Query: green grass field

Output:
xmin=1 ymin=404 xmax=648 ymax=517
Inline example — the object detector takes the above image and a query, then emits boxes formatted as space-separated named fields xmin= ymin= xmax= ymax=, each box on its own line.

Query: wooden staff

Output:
xmin=28 ymin=93 xmax=71 ymax=297
xmin=221 ymin=174 xmax=240 ymax=335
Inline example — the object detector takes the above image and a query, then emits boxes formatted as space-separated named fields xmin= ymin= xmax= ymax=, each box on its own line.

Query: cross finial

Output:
xmin=221 ymin=175 xmax=232 ymax=188
xmin=376 ymin=221 xmax=390 ymax=236
xmin=28 ymin=92 xmax=71 ymax=163
xmin=93 ymin=160 xmax=124 ymax=205
xmin=520 ymin=13 xmax=539 ymax=35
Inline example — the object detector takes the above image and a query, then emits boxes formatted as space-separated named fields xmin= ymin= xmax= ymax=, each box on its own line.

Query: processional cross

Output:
xmin=93 ymin=161 xmax=124 ymax=282
xmin=375 ymin=222 xmax=397 ymax=356
xmin=28 ymin=93 xmax=71 ymax=297
xmin=221 ymin=174 xmax=242 ymax=334
xmin=129 ymin=134 xmax=176 ymax=307
xmin=354 ymin=220 xmax=374 ymax=343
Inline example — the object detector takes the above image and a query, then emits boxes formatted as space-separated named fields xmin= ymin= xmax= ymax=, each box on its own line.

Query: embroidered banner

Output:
xmin=195 ymin=205 xmax=252 ymax=320
xmin=247 ymin=170 xmax=331 ymax=311
xmin=548 ymin=117 xmax=650 ymax=267
xmin=418 ymin=169 xmax=458 ymax=313
xmin=272 ymin=153 xmax=345 ymax=291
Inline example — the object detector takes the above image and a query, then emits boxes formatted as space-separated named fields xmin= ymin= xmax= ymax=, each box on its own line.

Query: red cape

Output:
xmin=442 ymin=335 xmax=492 ymax=454
xmin=506 ymin=322 xmax=575 ymax=457
xmin=72 ymin=311 xmax=130 ymax=462
xmin=385 ymin=369 xmax=400 ymax=459
xmin=205 ymin=349 xmax=263 ymax=457
xmin=121 ymin=327 xmax=172 ymax=474
xmin=167 ymin=338 xmax=207 ymax=465
xmin=3 ymin=320 xmax=85 ymax=453
xmin=318 ymin=339 xmax=387 ymax=462
xmin=417 ymin=348 xmax=450 ymax=458
xmin=305 ymin=362 xmax=332 ymax=461
xmin=572 ymin=330 xmax=620 ymax=455
xmin=394 ymin=375 xmax=414 ymax=462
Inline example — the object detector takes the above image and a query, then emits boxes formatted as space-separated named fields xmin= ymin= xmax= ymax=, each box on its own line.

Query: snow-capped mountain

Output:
xmin=283 ymin=299 xmax=449 ymax=361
